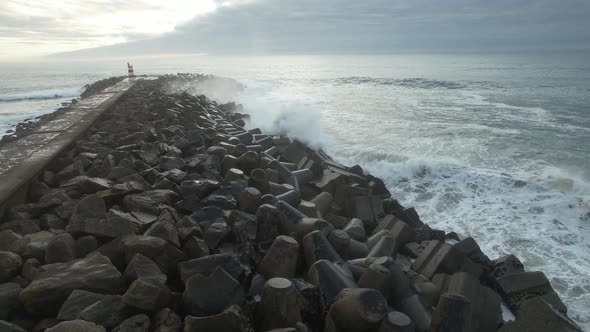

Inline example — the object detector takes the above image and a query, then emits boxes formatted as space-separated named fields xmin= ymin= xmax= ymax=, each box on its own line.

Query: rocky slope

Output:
xmin=0 ymin=75 xmax=582 ymax=332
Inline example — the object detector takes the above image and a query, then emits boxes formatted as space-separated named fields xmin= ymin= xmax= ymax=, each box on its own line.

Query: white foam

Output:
xmin=0 ymin=87 xmax=80 ymax=102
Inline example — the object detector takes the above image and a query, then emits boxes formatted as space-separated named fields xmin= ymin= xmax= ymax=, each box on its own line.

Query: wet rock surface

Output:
xmin=0 ymin=74 xmax=579 ymax=331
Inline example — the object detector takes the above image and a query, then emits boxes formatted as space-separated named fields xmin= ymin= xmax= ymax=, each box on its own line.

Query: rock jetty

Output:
xmin=0 ymin=75 xmax=583 ymax=331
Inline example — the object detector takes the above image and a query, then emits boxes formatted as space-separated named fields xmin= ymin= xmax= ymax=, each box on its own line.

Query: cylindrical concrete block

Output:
xmin=303 ymin=230 xmax=343 ymax=267
xmin=344 ymin=218 xmax=366 ymax=242
xmin=238 ymin=187 xmax=261 ymax=214
xmin=256 ymin=277 xmax=303 ymax=332
xmin=308 ymin=260 xmax=357 ymax=308
xmin=399 ymin=295 xmax=431 ymax=332
xmin=224 ymin=168 xmax=244 ymax=182
xmin=264 ymin=168 xmax=280 ymax=183
xmin=248 ymin=168 xmax=270 ymax=194
xmin=367 ymin=235 xmax=396 ymax=258
xmin=430 ymin=292 xmax=470 ymax=332
xmin=276 ymin=190 xmax=301 ymax=207
xmin=414 ymin=282 xmax=439 ymax=308
xmin=298 ymin=201 xmax=319 ymax=218
xmin=367 ymin=230 xmax=392 ymax=250
xmin=292 ymin=169 xmax=314 ymax=185
xmin=222 ymin=155 xmax=238 ymax=173
xmin=329 ymin=288 xmax=388 ymax=332
xmin=269 ymin=182 xmax=294 ymax=195
xmin=257 ymin=235 xmax=299 ymax=279
xmin=358 ymin=263 xmax=391 ymax=301
xmin=328 ymin=229 xmax=352 ymax=257
xmin=311 ymin=192 xmax=333 ymax=217
xmin=379 ymin=310 xmax=415 ymax=332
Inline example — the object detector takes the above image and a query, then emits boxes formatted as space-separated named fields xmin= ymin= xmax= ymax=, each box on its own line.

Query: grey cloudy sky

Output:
xmin=1 ymin=0 xmax=589 ymax=59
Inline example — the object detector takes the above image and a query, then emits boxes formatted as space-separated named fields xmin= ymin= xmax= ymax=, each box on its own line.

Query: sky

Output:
xmin=1 ymin=0 xmax=589 ymax=60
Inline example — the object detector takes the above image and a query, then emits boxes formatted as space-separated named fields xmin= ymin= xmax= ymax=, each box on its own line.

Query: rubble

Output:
xmin=0 ymin=75 xmax=579 ymax=332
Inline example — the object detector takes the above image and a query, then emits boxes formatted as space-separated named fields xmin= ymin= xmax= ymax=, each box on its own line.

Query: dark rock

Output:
xmin=39 ymin=214 xmax=66 ymax=230
xmin=430 ymin=292 xmax=470 ymax=332
xmin=162 ymin=169 xmax=186 ymax=183
xmin=78 ymin=295 xmax=130 ymax=329
xmin=183 ymin=267 xmax=245 ymax=316
xmin=498 ymin=297 xmax=582 ymax=332
xmin=44 ymin=233 xmax=76 ymax=263
xmin=20 ymin=258 xmax=40 ymax=281
xmin=153 ymin=308 xmax=182 ymax=332
xmin=178 ymin=253 xmax=245 ymax=284
xmin=144 ymin=212 xmax=180 ymax=247
xmin=123 ymin=194 xmax=161 ymax=225
xmin=76 ymin=235 xmax=99 ymax=257
xmin=183 ymin=305 xmax=246 ymax=332
xmin=308 ymin=260 xmax=357 ymax=309
xmin=257 ymin=235 xmax=299 ymax=279
xmin=19 ymin=253 xmax=124 ymax=315
xmin=0 ymin=231 xmax=22 ymax=251
xmin=0 ymin=320 xmax=28 ymax=332
xmin=202 ymin=194 xmax=236 ymax=209
xmin=203 ymin=221 xmax=231 ymax=249
xmin=491 ymin=254 xmax=524 ymax=278
xmin=123 ymin=278 xmax=170 ymax=312
xmin=0 ymin=283 xmax=21 ymax=320
xmin=0 ymin=220 xmax=40 ymax=236
xmin=57 ymin=289 xmax=105 ymax=321
xmin=124 ymin=254 xmax=167 ymax=285
xmin=496 ymin=271 xmax=566 ymax=314
xmin=11 ymin=231 xmax=57 ymax=261
xmin=60 ymin=176 xmax=112 ymax=194
xmin=121 ymin=235 xmax=185 ymax=274
xmin=0 ymin=252 xmax=22 ymax=283
xmin=67 ymin=194 xmax=106 ymax=231
xmin=54 ymin=160 xmax=85 ymax=185
xmin=160 ymin=156 xmax=186 ymax=171
xmin=38 ymin=190 xmax=71 ymax=209
xmin=183 ymin=236 xmax=209 ymax=259
xmin=446 ymin=272 xmax=501 ymax=332
xmin=255 ymin=204 xmax=281 ymax=244
xmin=112 ymin=314 xmax=151 ymax=332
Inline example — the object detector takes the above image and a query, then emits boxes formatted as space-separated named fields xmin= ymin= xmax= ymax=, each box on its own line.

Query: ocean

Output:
xmin=1 ymin=52 xmax=589 ymax=328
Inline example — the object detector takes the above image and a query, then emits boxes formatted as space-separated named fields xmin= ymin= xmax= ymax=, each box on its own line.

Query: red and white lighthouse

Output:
xmin=127 ymin=62 xmax=136 ymax=79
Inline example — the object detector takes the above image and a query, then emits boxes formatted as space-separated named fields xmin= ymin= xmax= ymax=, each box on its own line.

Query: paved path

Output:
xmin=0 ymin=78 xmax=136 ymax=211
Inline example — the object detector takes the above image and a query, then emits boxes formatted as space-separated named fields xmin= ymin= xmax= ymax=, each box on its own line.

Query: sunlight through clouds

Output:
xmin=0 ymin=0 xmax=224 ymax=58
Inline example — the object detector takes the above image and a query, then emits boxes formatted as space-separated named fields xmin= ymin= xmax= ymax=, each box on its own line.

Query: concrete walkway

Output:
xmin=0 ymin=78 xmax=136 ymax=214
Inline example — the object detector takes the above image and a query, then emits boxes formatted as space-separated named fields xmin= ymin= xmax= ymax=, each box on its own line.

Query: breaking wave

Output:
xmin=333 ymin=77 xmax=466 ymax=90
xmin=0 ymin=87 xmax=80 ymax=102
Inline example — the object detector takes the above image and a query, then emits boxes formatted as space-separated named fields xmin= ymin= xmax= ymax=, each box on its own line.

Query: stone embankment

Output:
xmin=0 ymin=75 xmax=583 ymax=332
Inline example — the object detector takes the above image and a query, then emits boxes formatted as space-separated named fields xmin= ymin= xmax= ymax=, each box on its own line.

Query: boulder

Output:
xmin=124 ymin=254 xmax=167 ymax=285
xmin=0 ymin=320 xmax=28 ymax=332
xmin=0 ymin=220 xmax=40 ymax=236
xmin=0 ymin=283 xmax=21 ymax=320
xmin=0 ymin=231 xmax=22 ymax=251
xmin=78 ymin=295 xmax=130 ymax=329
xmin=57 ymin=290 xmax=105 ymax=321
xmin=123 ymin=278 xmax=170 ymax=312
xmin=11 ymin=231 xmax=57 ymax=261
xmin=160 ymin=156 xmax=186 ymax=171
xmin=112 ymin=314 xmax=151 ymax=332
xmin=67 ymin=194 xmax=107 ymax=233
xmin=178 ymin=254 xmax=245 ymax=284
xmin=184 ymin=305 xmax=246 ymax=332
xmin=121 ymin=235 xmax=185 ymax=274
xmin=153 ymin=308 xmax=183 ymax=332
xmin=19 ymin=253 xmax=124 ymax=316
xmin=183 ymin=267 xmax=245 ymax=316
xmin=44 ymin=233 xmax=76 ymax=263
xmin=0 ymin=252 xmax=22 ymax=282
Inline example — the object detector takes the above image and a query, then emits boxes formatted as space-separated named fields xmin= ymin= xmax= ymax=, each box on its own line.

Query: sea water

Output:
xmin=1 ymin=52 xmax=589 ymax=328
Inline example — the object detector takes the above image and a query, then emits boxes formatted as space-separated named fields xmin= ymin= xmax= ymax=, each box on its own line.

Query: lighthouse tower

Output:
xmin=127 ymin=63 xmax=136 ymax=79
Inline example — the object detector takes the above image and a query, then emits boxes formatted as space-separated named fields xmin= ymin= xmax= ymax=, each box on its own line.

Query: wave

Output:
xmin=0 ymin=87 xmax=81 ymax=102
xmin=331 ymin=147 xmax=590 ymax=327
xmin=332 ymin=76 xmax=466 ymax=90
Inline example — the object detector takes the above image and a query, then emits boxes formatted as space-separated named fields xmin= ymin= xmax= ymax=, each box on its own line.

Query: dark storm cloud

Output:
xmin=56 ymin=0 xmax=590 ymax=56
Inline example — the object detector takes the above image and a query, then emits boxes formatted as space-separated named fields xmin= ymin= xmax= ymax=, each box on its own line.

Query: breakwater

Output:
xmin=0 ymin=75 xmax=583 ymax=332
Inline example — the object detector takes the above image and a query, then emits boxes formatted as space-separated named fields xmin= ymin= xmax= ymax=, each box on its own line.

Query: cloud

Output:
xmin=3 ymin=0 xmax=590 ymax=59
xmin=0 ymin=0 xmax=224 ymax=58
